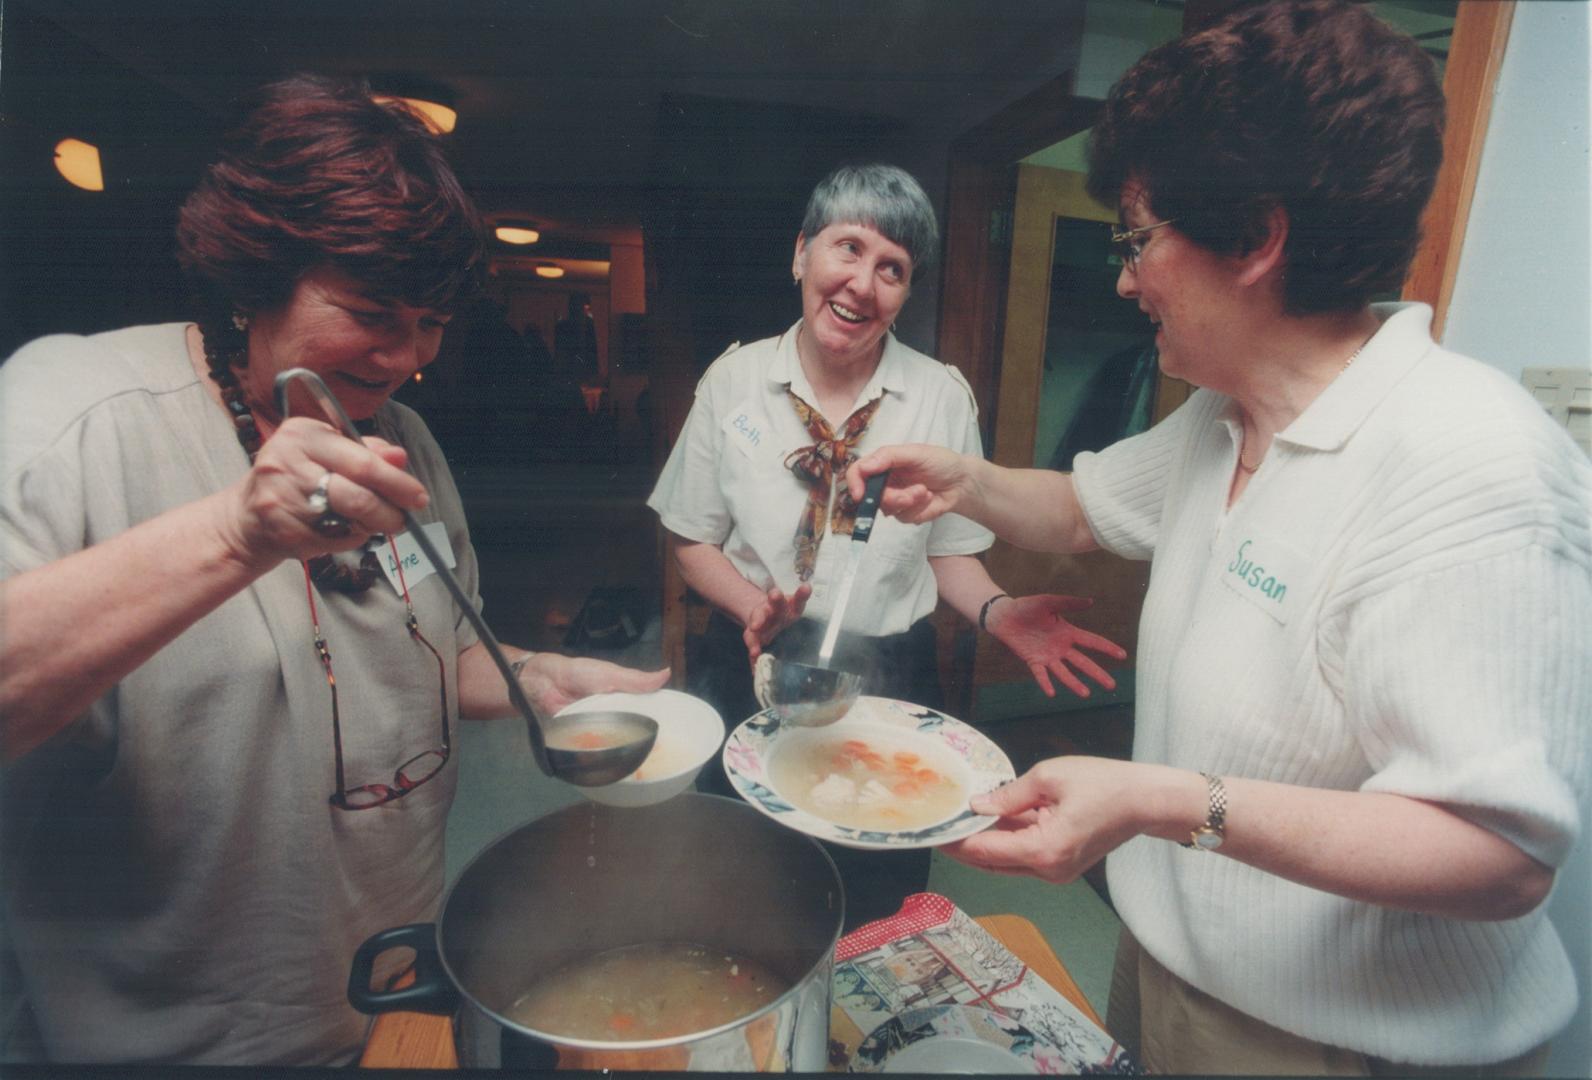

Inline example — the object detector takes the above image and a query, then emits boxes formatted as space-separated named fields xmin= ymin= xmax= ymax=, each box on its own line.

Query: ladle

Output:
xmin=274 ymin=368 xmax=656 ymax=787
xmin=753 ymin=652 xmax=862 ymax=728
xmin=752 ymin=470 xmax=888 ymax=727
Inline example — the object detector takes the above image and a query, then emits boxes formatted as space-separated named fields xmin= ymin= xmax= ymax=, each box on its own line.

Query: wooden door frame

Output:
xmin=937 ymin=84 xmax=1099 ymax=436
xmin=1401 ymin=1 xmax=1515 ymax=338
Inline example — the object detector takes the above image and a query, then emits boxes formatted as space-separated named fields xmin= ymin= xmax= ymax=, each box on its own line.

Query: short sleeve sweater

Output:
xmin=1 ymin=324 xmax=482 ymax=1065
xmin=1071 ymin=303 xmax=1590 ymax=1064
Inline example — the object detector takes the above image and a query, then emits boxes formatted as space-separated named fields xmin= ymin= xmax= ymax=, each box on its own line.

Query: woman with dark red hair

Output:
xmin=0 ymin=75 xmax=664 ymax=1065
xmin=851 ymin=2 xmax=1589 ymax=1074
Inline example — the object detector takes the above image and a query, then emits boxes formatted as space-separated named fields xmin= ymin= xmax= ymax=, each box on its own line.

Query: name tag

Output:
xmin=1217 ymin=533 xmax=1305 ymax=624
xmin=721 ymin=400 xmax=768 ymax=461
xmin=379 ymin=521 xmax=456 ymax=595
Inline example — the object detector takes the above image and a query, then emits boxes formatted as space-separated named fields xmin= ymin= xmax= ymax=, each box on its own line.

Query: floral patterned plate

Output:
xmin=851 ymin=1004 xmax=1070 ymax=1074
xmin=723 ymin=696 xmax=1015 ymax=850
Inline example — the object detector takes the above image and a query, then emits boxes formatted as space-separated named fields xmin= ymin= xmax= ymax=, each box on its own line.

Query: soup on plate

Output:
xmin=504 ymin=941 xmax=789 ymax=1041
xmin=767 ymin=728 xmax=968 ymax=831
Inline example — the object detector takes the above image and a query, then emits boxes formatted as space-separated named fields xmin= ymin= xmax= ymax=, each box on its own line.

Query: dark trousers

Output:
xmin=689 ymin=611 xmax=940 ymax=932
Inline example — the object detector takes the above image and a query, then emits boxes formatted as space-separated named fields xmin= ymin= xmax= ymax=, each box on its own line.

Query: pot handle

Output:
xmin=347 ymin=923 xmax=460 ymax=1016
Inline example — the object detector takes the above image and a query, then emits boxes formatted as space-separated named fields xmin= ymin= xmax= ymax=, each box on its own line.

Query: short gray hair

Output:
xmin=800 ymin=164 xmax=939 ymax=278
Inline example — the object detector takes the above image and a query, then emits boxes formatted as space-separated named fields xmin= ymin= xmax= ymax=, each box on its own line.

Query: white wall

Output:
xmin=1445 ymin=4 xmax=1592 ymax=381
xmin=1440 ymin=4 xmax=1592 ymax=1075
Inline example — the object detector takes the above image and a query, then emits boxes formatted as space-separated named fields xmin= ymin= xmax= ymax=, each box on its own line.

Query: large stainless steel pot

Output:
xmin=349 ymin=793 xmax=844 ymax=1071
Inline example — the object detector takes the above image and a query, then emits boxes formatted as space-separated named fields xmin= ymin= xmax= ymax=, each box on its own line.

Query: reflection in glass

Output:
xmin=1035 ymin=217 xmax=1158 ymax=470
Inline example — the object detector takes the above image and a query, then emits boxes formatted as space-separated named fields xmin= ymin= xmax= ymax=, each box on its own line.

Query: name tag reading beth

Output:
xmin=1217 ymin=532 xmax=1306 ymax=625
xmin=379 ymin=521 xmax=456 ymax=595
xmin=721 ymin=399 xmax=768 ymax=461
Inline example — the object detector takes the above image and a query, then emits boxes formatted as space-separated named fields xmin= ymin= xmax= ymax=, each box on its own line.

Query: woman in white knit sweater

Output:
xmin=849 ymin=2 xmax=1590 ymax=1074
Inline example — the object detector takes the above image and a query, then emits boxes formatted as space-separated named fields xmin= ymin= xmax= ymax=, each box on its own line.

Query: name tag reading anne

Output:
xmin=378 ymin=521 xmax=456 ymax=595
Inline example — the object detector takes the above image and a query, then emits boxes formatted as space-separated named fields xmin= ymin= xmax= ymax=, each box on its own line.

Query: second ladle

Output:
xmin=752 ymin=471 xmax=889 ymax=727
xmin=753 ymin=652 xmax=862 ymax=727
xmin=274 ymin=368 xmax=657 ymax=787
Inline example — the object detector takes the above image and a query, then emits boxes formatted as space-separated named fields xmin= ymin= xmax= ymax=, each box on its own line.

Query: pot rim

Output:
xmin=434 ymin=793 xmax=845 ymax=1052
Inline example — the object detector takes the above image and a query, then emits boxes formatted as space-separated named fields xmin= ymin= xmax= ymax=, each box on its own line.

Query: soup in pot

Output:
xmin=505 ymin=942 xmax=790 ymax=1041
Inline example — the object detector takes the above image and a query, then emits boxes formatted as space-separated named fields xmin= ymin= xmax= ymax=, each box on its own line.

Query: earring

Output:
xmin=231 ymin=312 xmax=249 ymax=333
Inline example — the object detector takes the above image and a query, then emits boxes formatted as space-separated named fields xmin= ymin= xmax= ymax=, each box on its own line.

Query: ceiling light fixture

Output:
xmin=373 ymin=95 xmax=457 ymax=135
xmin=54 ymin=138 xmax=105 ymax=191
xmin=369 ymin=76 xmax=458 ymax=135
xmin=494 ymin=223 xmax=541 ymax=245
xmin=534 ymin=263 xmax=566 ymax=279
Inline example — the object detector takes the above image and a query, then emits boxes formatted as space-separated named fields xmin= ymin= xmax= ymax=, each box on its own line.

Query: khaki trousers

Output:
xmin=1106 ymin=927 xmax=1551 ymax=1076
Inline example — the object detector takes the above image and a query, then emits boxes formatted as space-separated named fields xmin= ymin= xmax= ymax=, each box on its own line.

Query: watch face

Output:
xmin=1193 ymin=828 xmax=1224 ymax=851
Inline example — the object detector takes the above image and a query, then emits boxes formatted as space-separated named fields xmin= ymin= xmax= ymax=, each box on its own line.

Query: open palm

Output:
xmin=986 ymin=594 xmax=1126 ymax=698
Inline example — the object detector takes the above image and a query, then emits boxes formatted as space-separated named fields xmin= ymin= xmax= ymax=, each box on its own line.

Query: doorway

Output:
xmin=970 ymin=164 xmax=1190 ymax=725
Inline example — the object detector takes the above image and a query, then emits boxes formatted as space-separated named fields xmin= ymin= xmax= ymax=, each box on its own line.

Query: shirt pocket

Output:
xmin=861 ymin=514 xmax=931 ymax=593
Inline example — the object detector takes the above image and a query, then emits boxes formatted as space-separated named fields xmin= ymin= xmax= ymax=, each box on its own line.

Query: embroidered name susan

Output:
xmin=1226 ymin=539 xmax=1287 ymax=603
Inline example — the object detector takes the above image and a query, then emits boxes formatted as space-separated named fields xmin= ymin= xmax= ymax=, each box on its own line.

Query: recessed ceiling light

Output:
xmin=534 ymin=264 xmax=566 ymax=279
xmin=54 ymin=138 xmax=104 ymax=191
xmin=495 ymin=224 xmax=541 ymax=245
xmin=372 ymin=95 xmax=457 ymax=135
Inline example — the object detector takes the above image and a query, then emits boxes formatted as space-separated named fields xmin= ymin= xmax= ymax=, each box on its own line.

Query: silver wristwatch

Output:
xmin=1181 ymin=772 xmax=1227 ymax=851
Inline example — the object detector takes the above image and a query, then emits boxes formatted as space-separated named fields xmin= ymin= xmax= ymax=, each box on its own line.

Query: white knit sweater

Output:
xmin=1072 ymin=304 xmax=1591 ymax=1064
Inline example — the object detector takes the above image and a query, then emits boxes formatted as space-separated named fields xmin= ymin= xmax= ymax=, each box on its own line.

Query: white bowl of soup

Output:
xmin=556 ymin=689 xmax=723 ymax=807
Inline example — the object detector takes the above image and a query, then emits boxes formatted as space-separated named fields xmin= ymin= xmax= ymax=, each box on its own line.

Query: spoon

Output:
xmin=273 ymin=368 xmax=657 ymax=787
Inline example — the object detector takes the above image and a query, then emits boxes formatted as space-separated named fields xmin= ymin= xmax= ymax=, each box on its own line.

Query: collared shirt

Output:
xmin=649 ymin=321 xmax=993 ymax=636
xmin=1071 ymin=303 xmax=1590 ymax=1063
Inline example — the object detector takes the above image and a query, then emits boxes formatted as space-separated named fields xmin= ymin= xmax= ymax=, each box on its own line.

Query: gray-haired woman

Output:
xmin=648 ymin=163 xmax=1125 ymax=927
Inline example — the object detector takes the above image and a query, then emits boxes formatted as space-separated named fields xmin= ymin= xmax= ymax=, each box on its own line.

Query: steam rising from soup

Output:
xmin=505 ymin=942 xmax=789 ymax=1041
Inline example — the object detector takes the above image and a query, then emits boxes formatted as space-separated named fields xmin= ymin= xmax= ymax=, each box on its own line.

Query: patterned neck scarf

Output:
xmin=783 ymin=388 xmax=883 ymax=581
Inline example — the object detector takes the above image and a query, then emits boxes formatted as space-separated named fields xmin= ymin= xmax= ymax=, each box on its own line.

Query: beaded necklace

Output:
xmin=199 ymin=322 xmax=383 ymax=594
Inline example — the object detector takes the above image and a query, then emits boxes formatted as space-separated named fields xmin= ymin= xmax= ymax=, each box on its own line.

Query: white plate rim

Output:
xmin=722 ymin=696 xmax=1014 ymax=850
xmin=849 ymin=1003 xmax=1068 ymax=1074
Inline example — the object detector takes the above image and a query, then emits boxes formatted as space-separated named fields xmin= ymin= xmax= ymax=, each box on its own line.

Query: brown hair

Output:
xmin=1086 ymin=0 xmax=1445 ymax=315
xmin=176 ymin=74 xmax=485 ymax=336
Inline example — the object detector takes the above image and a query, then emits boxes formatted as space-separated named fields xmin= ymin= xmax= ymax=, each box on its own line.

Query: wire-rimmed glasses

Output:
xmin=303 ymin=534 xmax=450 ymax=810
xmin=1109 ymin=218 xmax=1175 ymax=271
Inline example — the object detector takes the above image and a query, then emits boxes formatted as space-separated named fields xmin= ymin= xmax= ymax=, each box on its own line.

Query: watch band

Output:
xmin=1181 ymin=771 xmax=1227 ymax=850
